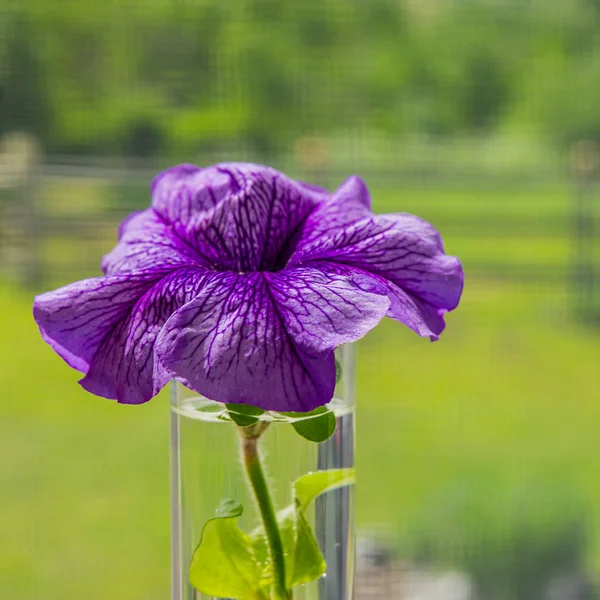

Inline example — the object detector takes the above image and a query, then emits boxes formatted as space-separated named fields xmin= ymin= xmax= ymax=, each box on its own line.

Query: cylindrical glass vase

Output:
xmin=170 ymin=344 xmax=356 ymax=600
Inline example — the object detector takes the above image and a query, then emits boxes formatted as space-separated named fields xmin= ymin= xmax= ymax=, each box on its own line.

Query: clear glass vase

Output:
xmin=170 ymin=344 xmax=356 ymax=600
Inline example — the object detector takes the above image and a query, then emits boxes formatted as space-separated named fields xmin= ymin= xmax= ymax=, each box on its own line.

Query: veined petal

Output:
xmin=301 ymin=261 xmax=446 ymax=340
xmin=102 ymin=209 xmax=207 ymax=275
xmin=291 ymin=212 xmax=464 ymax=318
xmin=265 ymin=266 xmax=390 ymax=352
xmin=196 ymin=164 xmax=321 ymax=272
xmin=156 ymin=272 xmax=336 ymax=412
xmin=34 ymin=267 xmax=212 ymax=404
xmin=33 ymin=272 xmax=161 ymax=372
xmin=292 ymin=176 xmax=372 ymax=248
xmin=150 ymin=165 xmax=238 ymax=270
xmin=151 ymin=163 xmax=322 ymax=273
xmin=367 ymin=273 xmax=448 ymax=340
xmin=151 ymin=164 xmax=233 ymax=223
xmin=82 ymin=268 xmax=213 ymax=404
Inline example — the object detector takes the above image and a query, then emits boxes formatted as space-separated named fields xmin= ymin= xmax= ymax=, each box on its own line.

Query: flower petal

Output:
xmin=34 ymin=272 xmax=162 ymax=372
xmin=200 ymin=164 xmax=322 ymax=272
xmin=300 ymin=260 xmax=447 ymax=340
xmin=102 ymin=208 xmax=207 ymax=275
xmin=293 ymin=176 xmax=372 ymax=248
xmin=156 ymin=272 xmax=337 ymax=411
xmin=151 ymin=164 xmax=233 ymax=224
xmin=151 ymin=163 xmax=322 ymax=272
xmin=265 ymin=266 xmax=390 ymax=352
xmin=366 ymin=273 xmax=448 ymax=340
xmin=291 ymin=210 xmax=464 ymax=334
xmin=34 ymin=267 xmax=212 ymax=404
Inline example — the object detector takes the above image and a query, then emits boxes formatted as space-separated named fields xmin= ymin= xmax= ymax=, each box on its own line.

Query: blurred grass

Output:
xmin=2 ymin=276 xmax=600 ymax=598
xmin=2 ymin=178 xmax=600 ymax=598
xmin=0 ymin=281 xmax=170 ymax=600
xmin=357 ymin=282 xmax=600 ymax=532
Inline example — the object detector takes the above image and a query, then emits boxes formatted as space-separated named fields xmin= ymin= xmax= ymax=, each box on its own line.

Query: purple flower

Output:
xmin=33 ymin=163 xmax=463 ymax=411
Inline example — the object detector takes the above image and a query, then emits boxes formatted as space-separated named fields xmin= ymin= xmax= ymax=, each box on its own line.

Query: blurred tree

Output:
xmin=461 ymin=53 xmax=509 ymax=132
xmin=122 ymin=118 xmax=166 ymax=158
xmin=0 ymin=12 xmax=50 ymax=144
xmin=5 ymin=0 xmax=600 ymax=156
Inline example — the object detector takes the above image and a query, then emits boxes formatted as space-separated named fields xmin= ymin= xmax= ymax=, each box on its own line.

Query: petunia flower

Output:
xmin=33 ymin=163 xmax=463 ymax=412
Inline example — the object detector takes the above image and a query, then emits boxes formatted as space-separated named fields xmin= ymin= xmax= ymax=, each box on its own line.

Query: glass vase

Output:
xmin=170 ymin=344 xmax=356 ymax=600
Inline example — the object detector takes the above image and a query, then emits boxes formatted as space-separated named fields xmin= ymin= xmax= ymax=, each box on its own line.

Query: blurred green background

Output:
xmin=1 ymin=1 xmax=600 ymax=599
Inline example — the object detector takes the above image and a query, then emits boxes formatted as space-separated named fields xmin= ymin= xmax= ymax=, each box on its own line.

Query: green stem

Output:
xmin=239 ymin=425 xmax=291 ymax=600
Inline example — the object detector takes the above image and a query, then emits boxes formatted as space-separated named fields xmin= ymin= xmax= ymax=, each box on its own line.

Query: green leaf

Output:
xmin=335 ymin=357 xmax=342 ymax=383
xmin=294 ymin=468 xmax=356 ymax=512
xmin=190 ymin=499 xmax=266 ymax=600
xmin=250 ymin=468 xmax=356 ymax=589
xmin=251 ymin=504 xmax=323 ymax=589
xmin=249 ymin=531 xmax=272 ymax=589
xmin=226 ymin=403 xmax=265 ymax=427
xmin=289 ymin=510 xmax=326 ymax=586
xmin=281 ymin=406 xmax=336 ymax=443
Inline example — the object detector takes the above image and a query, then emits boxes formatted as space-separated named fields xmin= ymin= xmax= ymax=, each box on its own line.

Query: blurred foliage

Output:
xmin=406 ymin=479 xmax=590 ymax=600
xmin=0 ymin=12 xmax=50 ymax=142
xmin=2 ymin=0 xmax=600 ymax=156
